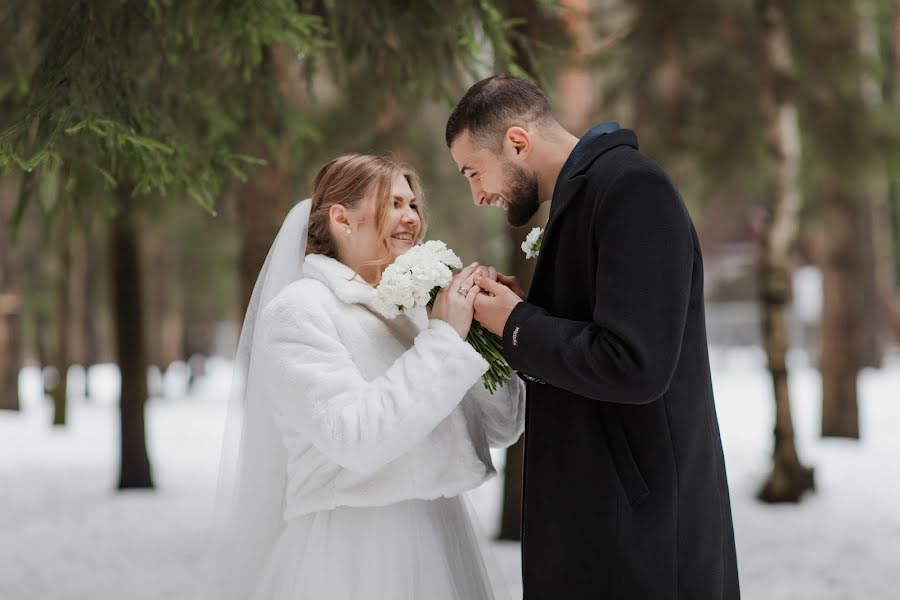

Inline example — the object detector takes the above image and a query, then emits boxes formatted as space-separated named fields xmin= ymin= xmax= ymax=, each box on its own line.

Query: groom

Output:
xmin=447 ymin=75 xmax=739 ymax=599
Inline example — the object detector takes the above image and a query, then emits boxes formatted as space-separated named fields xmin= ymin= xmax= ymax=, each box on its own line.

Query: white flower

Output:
xmin=373 ymin=241 xmax=463 ymax=319
xmin=521 ymin=227 xmax=543 ymax=260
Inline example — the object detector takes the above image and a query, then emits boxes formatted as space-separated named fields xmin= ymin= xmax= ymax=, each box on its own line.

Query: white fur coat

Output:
xmin=257 ymin=253 xmax=525 ymax=520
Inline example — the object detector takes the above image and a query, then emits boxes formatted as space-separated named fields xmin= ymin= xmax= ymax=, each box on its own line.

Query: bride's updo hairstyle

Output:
xmin=306 ymin=154 xmax=428 ymax=266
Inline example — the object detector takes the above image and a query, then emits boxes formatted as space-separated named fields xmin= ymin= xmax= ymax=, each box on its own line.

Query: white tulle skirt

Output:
xmin=250 ymin=495 xmax=505 ymax=600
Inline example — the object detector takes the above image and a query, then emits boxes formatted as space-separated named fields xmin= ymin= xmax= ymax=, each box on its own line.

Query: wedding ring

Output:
xmin=457 ymin=286 xmax=469 ymax=296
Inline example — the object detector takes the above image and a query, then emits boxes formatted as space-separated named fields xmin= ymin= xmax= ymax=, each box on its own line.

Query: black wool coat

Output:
xmin=503 ymin=129 xmax=740 ymax=599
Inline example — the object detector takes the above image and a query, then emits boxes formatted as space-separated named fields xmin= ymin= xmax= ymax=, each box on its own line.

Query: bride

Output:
xmin=209 ymin=153 xmax=525 ymax=599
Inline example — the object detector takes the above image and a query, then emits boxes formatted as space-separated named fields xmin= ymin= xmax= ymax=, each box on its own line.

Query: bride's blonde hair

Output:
xmin=306 ymin=154 xmax=428 ymax=275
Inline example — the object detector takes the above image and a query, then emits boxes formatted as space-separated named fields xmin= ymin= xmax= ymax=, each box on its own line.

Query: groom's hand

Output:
xmin=474 ymin=267 xmax=524 ymax=298
xmin=473 ymin=276 xmax=523 ymax=337
xmin=475 ymin=265 xmax=498 ymax=283
xmin=496 ymin=273 xmax=526 ymax=300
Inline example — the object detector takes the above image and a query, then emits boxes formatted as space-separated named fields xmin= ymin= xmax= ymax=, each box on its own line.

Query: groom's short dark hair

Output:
xmin=445 ymin=74 xmax=555 ymax=152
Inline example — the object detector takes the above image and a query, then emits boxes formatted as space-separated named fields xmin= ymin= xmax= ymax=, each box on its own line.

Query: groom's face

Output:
xmin=450 ymin=130 xmax=540 ymax=227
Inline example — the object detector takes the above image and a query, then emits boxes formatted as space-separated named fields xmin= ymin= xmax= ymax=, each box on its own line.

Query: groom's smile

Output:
xmin=486 ymin=194 xmax=508 ymax=210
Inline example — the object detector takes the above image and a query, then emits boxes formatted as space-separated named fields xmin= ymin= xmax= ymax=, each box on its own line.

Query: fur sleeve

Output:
xmin=258 ymin=284 xmax=489 ymax=474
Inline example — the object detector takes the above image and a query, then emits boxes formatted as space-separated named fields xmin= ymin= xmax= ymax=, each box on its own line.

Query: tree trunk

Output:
xmin=858 ymin=6 xmax=896 ymax=357
xmin=756 ymin=0 xmax=815 ymax=503
xmin=892 ymin=1 xmax=900 ymax=313
xmin=0 ymin=295 xmax=22 ymax=412
xmin=238 ymin=45 xmax=301 ymax=315
xmin=51 ymin=218 xmax=72 ymax=426
xmin=112 ymin=203 xmax=154 ymax=489
xmin=891 ymin=0 xmax=900 ymax=309
xmin=0 ymin=176 xmax=22 ymax=411
xmin=896 ymin=0 xmax=900 ymax=102
xmin=492 ymin=0 xmax=548 ymax=541
xmin=818 ymin=6 xmax=892 ymax=439
xmin=820 ymin=190 xmax=863 ymax=439
xmin=142 ymin=225 xmax=164 ymax=371
xmin=34 ymin=312 xmax=49 ymax=375
xmin=556 ymin=0 xmax=596 ymax=135
xmin=82 ymin=225 xmax=101 ymax=398
xmin=238 ymin=136 xmax=293 ymax=315
xmin=160 ymin=292 xmax=185 ymax=368
xmin=872 ymin=192 xmax=900 ymax=342
xmin=890 ymin=184 xmax=900 ymax=325
xmin=869 ymin=5 xmax=900 ymax=344
xmin=68 ymin=229 xmax=88 ymax=368
xmin=858 ymin=195 xmax=885 ymax=367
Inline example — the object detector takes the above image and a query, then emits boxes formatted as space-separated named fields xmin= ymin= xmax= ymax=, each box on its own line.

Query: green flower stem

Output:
xmin=466 ymin=322 xmax=513 ymax=394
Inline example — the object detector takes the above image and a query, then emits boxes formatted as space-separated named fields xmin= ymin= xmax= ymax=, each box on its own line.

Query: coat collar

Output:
xmin=301 ymin=253 xmax=429 ymax=328
xmin=527 ymin=129 xmax=640 ymax=302
xmin=302 ymin=253 xmax=377 ymax=308
xmin=547 ymin=128 xmax=639 ymax=225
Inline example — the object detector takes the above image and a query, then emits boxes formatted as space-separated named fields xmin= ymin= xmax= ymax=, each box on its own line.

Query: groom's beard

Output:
xmin=502 ymin=160 xmax=540 ymax=227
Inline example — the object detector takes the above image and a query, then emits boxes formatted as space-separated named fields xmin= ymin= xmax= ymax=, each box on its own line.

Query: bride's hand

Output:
xmin=431 ymin=263 xmax=482 ymax=339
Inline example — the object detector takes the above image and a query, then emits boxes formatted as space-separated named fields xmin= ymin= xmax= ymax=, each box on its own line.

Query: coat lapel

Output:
xmin=528 ymin=129 xmax=640 ymax=301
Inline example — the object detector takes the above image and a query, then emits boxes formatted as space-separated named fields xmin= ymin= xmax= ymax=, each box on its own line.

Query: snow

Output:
xmin=2 ymin=350 xmax=899 ymax=599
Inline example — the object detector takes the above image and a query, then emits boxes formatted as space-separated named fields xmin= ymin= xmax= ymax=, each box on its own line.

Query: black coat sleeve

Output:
xmin=502 ymin=168 xmax=694 ymax=404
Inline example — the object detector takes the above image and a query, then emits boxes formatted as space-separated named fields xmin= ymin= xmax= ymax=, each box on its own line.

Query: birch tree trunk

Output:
xmin=756 ymin=0 xmax=815 ymax=503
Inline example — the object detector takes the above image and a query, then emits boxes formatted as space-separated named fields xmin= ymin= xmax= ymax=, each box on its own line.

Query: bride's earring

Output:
xmin=344 ymin=228 xmax=352 ymax=235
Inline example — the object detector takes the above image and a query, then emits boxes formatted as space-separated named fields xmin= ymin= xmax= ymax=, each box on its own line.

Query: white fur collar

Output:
xmin=302 ymin=253 xmax=428 ymax=328
xmin=302 ymin=253 xmax=376 ymax=308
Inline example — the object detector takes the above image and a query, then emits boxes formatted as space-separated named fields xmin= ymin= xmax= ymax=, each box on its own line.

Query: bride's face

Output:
xmin=382 ymin=174 xmax=422 ymax=262
xmin=337 ymin=173 xmax=422 ymax=271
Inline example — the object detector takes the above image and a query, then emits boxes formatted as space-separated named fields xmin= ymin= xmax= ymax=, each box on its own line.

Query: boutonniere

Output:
xmin=521 ymin=227 xmax=543 ymax=260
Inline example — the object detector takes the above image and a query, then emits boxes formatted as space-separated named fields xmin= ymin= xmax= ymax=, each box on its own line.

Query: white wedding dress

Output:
xmin=251 ymin=497 xmax=499 ymax=600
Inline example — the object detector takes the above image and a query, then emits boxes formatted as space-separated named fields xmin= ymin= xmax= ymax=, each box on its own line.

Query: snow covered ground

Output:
xmin=1 ymin=348 xmax=899 ymax=599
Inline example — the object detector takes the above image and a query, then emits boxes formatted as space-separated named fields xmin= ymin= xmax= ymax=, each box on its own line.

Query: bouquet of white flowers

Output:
xmin=373 ymin=240 xmax=513 ymax=393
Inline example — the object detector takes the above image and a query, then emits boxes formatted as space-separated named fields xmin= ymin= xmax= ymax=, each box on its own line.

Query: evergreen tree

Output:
xmin=1 ymin=0 xmax=328 ymax=488
xmin=0 ymin=1 xmax=530 ymax=491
